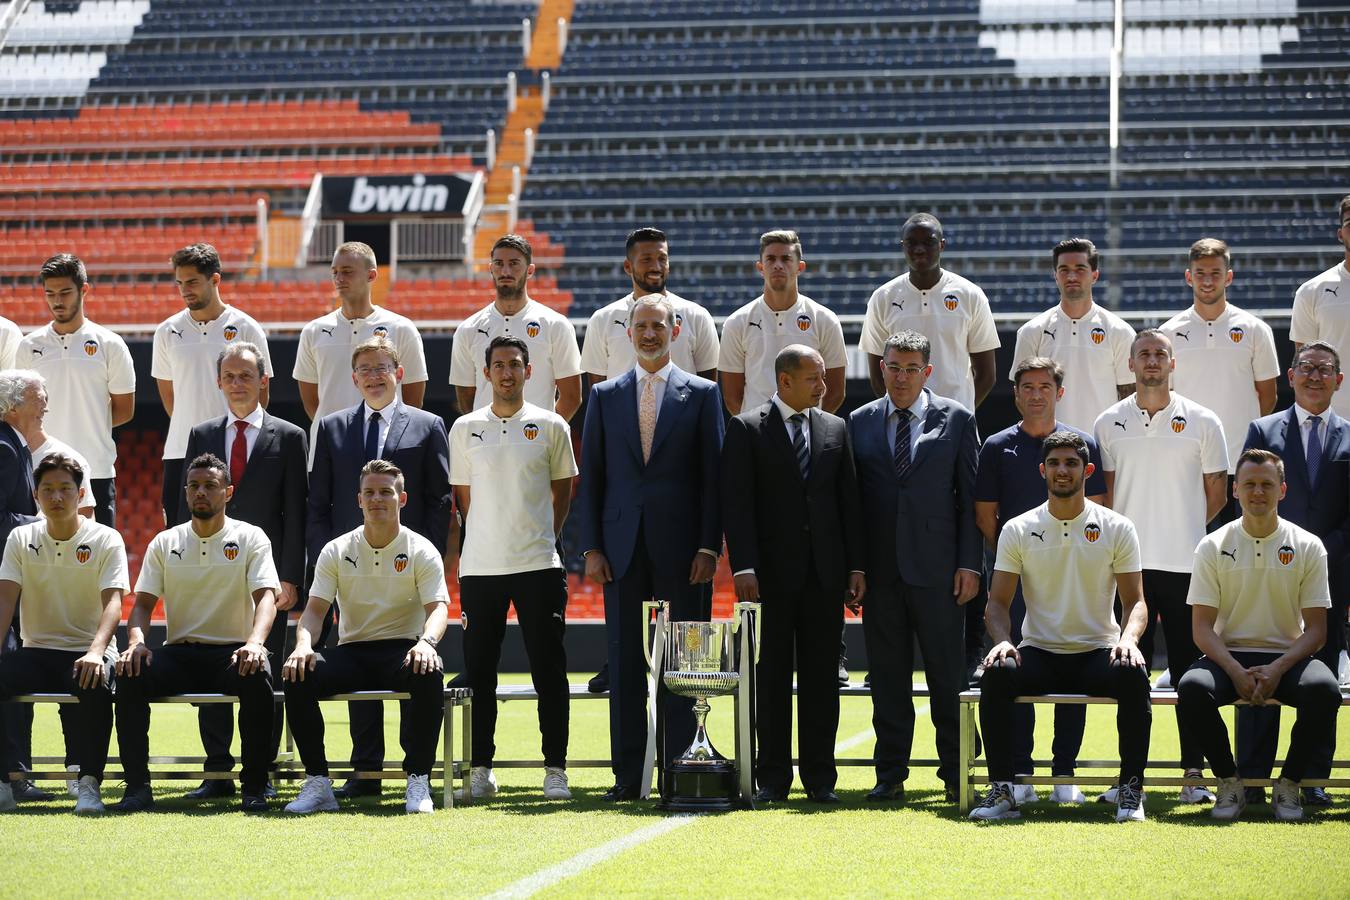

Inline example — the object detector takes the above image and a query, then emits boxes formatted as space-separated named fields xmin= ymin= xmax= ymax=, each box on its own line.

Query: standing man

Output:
xmin=848 ymin=330 xmax=981 ymax=802
xmin=721 ymin=345 xmax=865 ymax=803
xmin=0 ymin=316 xmax=19 ymax=370
xmin=450 ymin=234 xmax=582 ymax=420
xmin=1178 ymin=448 xmax=1342 ymax=822
xmin=1161 ymin=238 xmax=1279 ymax=516
xmin=1094 ymin=328 xmax=1229 ymax=803
xmin=451 ymin=336 xmax=577 ymax=801
xmin=178 ymin=342 xmax=308 ymax=801
xmin=1290 ymin=194 xmax=1350 ymax=419
xmin=152 ymin=243 xmax=272 ymax=522
xmin=1238 ymin=340 xmax=1350 ymax=805
xmin=860 ymin=213 xmax=1000 ymax=410
xmin=308 ymin=336 xmax=453 ymax=798
xmin=720 ymin=230 xmax=847 ymax=415
xmin=0 ymin=454 xmax=126 ymax=814
xmin=1009 ymin=238 xmax=1134 ymax=432
xmin=293 ymin=241 xmax=428 ymax=466
xmin=282 ymin=460 xmax=449 ymax=815
xmin=113 ymin=453 xmax=279 ymax=813
xmin=576 ymin=294 xmax=724 ymax=801
xmin=18 ymin=254 xmax=135 ymax=527
xmin=971 ymin=432 xmax=1151 ymax=822
xmin=974 ymin=358 xmax=1108 ymax=804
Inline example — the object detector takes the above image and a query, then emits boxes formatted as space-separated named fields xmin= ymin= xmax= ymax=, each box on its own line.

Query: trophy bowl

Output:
xmin=660 ymin=621 xmax=741 ymax=811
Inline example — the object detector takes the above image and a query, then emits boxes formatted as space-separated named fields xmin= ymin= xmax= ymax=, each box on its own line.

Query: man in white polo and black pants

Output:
xmin=451 ymin=336 xmax=577 ymax=801
xmin=282 ymin=459 xmax=449 ymax=815
xmin=1178 ymin=448 xmax=1343 ymax=821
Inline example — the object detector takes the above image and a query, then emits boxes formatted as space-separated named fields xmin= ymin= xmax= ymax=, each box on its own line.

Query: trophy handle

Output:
xmin=640 ymin=600 xmax=668 ymax=799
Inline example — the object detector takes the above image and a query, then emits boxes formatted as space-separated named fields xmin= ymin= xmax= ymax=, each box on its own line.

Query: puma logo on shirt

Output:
xmin=344 ymin=555 xmax=359 ymax=568
xmin=1029 ymin=530 xmax=1045 ymax=542
xmin=1220 ymin=548 xmax=1238 ymax=562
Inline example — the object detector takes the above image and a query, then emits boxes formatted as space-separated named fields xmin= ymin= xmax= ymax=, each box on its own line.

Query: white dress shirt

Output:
xmin=227 ymin=405 xmax=265 ymax=464
xmin=363 ymin=397 xmax=400 ymax=459
xmin=632 ymin=360 xmax=676 ymax=424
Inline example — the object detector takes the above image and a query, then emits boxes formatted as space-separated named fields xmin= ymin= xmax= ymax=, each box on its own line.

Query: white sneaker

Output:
xmin=1051 ymin=783 xmax=1086 ymax=804
xmin=1096 ymin=786 xmax=1118 ymax=804
xmin=1211 ymin=776 xmax=1246 ymax=821
xmin=1011 ymin=783 xmax=1038 ymax=804
xmin=1152 ymin=670 xmax=1172 ymax=689
xmin=73 ymin=776 xmax=105 ymax=815
xmin=542 ymin=767 xmax=572 ymax=800
xmin=1272 ymin=777 xmax=1304 ymax=822
xmin=405 ymin=774 xmax=434 ymax=814
xmin=0 ymin=781 xmax=15 ymax=812
xmin=1338 ymin=650 xmax=1350 ymax=687
xmin=1178 ymin=782 xmax=1216 ymax=804
xmin=470 ymin=766 xmax=498 ymax=799
xmin=1115 ymin=778 xmax=1145 ymax=822
xmin=285 ymin=775 xmax=339 ymax=814
xmin=969 ymin=782 xmax=1020 ymax=821
xmin=66 ymin=764 xmax=80 ymax=797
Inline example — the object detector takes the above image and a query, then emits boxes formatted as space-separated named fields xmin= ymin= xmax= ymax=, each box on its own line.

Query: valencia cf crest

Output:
xmin=523 ymin=423 xmax=539 ymax=440
xmin=1171 ymin=416 xmax=1187 ymax=433
xmin=223 ymin=325 xmax=239 ymax=341
xmin=943 ymin=294 xmax=959 ymax=311
xmin=1084 ymin=523 xmax=1101 ymax=543
xmin=83 ymin=339 xmax=98 ymax=357
xmin=1229 ymin=327 xmax=1244 ymax=344
xmin=675 ymin=313 xmax=683 ymax=328
xmin=373 ymin=325 xmax=389 ymax=338
xmin=526 ymin=321 xmax=541 ymax=338
xmin=1278 ymin=545 xmax=1295 ymax=566
xmin=1090 ymin=327 xmax=1106 ymax=345
xmin=75 ymin=544 xmax=92 ymax=564
xmin=223 ymin=541 xmax=240 ymax=561
xmin=795 ymin=314 xmax=811 ymax=332
xmin=393 ymin=552 xmax=409 ymax=573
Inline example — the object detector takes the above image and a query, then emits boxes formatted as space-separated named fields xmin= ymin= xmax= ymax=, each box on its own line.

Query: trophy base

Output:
xmin=658 ymin=760 xmax=740 ymax=813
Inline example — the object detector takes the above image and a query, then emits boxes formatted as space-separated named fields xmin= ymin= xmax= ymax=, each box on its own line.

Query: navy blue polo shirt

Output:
xmin=975 ymin=421 xmax=1108 ymax=535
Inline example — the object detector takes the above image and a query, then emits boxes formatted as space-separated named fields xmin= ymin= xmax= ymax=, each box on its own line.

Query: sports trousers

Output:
xmin=0 ymin=646 xmax=116 ymax=782
xmin=1141 ymin=568 xmax=1205 ymax=771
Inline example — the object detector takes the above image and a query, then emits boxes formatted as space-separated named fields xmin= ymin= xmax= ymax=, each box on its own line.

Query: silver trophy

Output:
xmin=661 ymin=621 xmax=741 ymax=810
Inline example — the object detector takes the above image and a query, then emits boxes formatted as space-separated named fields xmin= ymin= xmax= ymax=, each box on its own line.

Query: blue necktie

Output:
xmin=1307 ymin=415 xmax=1323 ymax=487
xmin=364 ymin=411 xmax=382 ymax=462
xmin=790 ymin=413 xmax=810 ymax=480
xmin=894 ymin=409 xmax=913 ymax=480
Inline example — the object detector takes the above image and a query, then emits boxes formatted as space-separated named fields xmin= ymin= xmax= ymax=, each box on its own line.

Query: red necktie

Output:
xmin=230 ymin=420 xmax=249 ymax=486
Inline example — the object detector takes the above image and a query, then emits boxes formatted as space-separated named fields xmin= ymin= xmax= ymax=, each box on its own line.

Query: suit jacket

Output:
xmin=576 ymin=366 xmax=723 ymax=580
xmin=721 ymin=402 xmax=864 ymax=594
xmin=0 ymin=421 xmax=38 ymax=560
xmin=1243 ymin=406 xmax=1350 ymax=588
xmin=307 ymin=401 xmax=453 ymax=561
xmin=180 ymin=411 xmax=309 ymax=584
xmin=848 ymin=389 xmax=981 ymax=588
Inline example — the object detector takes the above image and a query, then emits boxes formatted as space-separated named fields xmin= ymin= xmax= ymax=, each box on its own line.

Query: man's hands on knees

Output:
xmin=1110 ymin=639 xmax=1145 ymax=669
xmin=73 ymin=650 xmax=108 ymax=689
xmin=983 ymin=641 xmax=1020 ymax=669
xmin=232 ymin=641 xmax=269 ymax=676
xmin=117 ymin=642 xmax=152 ymax=676
xmin=283 ymin=643 xmax=317 ymax=683
xmin=405 ymin=639 xmax=444 ymax=676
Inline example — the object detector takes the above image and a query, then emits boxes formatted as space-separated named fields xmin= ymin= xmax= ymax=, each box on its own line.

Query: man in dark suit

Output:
xmin=175 ymin=342 xmax=308 ymax=800
xmin=308 ymin=336 xmax=454 ymax=798
xmin=848 ymin=329 xmax=982 ymax=802
xmin=722 ymin=345 xmax=866 ymax=803
xmin=576 ymin=294 xmax=724 ymax=800
xmin=1239 ymin=339 xmax=1350 ymax=806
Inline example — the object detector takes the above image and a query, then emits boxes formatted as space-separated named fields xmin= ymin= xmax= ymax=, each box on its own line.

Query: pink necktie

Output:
xmin=639 ymin=374 xmax=658 ymax=463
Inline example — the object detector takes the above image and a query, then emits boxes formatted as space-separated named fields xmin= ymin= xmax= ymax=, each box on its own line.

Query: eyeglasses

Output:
xmin=1294 ymin=363 xmax=1338 ymax=378
xmin=354 ymin=365 xmax=395 ymax=377
xmin=885 ymin=364 xmax=927 ymax=378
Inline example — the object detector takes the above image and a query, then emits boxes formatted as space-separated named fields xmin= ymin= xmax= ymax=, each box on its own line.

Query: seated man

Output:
xmin=972 ymin=431 xmax=1152 ymax=822
xmin=1177 ymin=448 xmax=1343 ymax=822
xmin=0 ymin=453 xmax=126 ymax=814
xmin=283 ymin=459 xmax=448 ymax=815
xmin=114 ymin=453 xmax=279 ymax=813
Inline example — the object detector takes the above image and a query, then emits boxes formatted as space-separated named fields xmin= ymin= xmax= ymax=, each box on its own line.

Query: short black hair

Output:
xmin=34 ymin=451 xmax=84 ymax=488
xmin=1053 ymin=238 xmax=1099 ymax=272
xmin=625 ymin=227 xmax=668 ymax=256
xmin=1041 ymin=430 xmax=1090 ymax=465
xmin=39 ymin=253 xmax=87 ymax=288
xmin=491 ymin=234 xmax=532 ymax=265
xmin=187 ymin=452 xmax=230 ymax=485
xmin=486 ymin=335 xmax=530 ymax=368
xmin=901 ymin=213 xmax=943 ymax=240
xmin=172 ymin=243 xmax=222 ymax=277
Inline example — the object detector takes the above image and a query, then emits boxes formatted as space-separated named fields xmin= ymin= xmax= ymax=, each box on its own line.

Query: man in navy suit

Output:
xmin=1239 ymin=339 xmax=1350 ymax=805
xmin=848 ymin=330 xmax=982 ymax=803
xmin=308 ymin=336 xmax=454 ymax=797
xmin=576 ymin=294 xmax=724 ymax=801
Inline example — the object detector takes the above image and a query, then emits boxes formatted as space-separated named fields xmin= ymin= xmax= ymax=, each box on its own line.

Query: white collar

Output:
xmin=229 ymin=405 xmax=265 ymax=430
xmin=771 ymin=393 xmax=810 ymax=422
xmin=885 ymin=388 xmax=928 ymax=422
xmin=364 ymin=396 xmax=400 ymax=423
xmin=633 ymin=360 xmax=676 ymax=385
xmin=1294 ymin=404 xmax=1331 ymax=428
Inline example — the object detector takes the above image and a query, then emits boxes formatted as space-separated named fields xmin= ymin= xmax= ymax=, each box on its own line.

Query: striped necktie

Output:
xmin=894 ymin=408 xmax=913 ymax=480
xmin=1307 ymin=415 xmax=1323 ymax=487
xmin=790 ymin=412 xmax=810 ymax=480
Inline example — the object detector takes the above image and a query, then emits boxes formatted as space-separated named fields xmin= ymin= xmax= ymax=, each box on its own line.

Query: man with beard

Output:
xmin=1290 ymin=194 xmax=1350 ymax=419
xmin=450 ymin=234 xmax=582 ymax=421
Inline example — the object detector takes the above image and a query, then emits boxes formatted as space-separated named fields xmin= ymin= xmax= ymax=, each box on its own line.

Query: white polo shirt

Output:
xmin=1010 ymin=302 xmax=1134 ymax=432
xmin=1094 ymin=393 xmax=1229 ymax=573
xmin=450 ymin=298 xmax=582 ymax=412
xmin=0 ymin=518 xmax=128 ymax=652
xmin=16 ymin=320 xmax=135 ymax=480
xmin=1291 ymin=261 xmax=1350 ymax=419
xmin=995 ymin=502 xmax=1141 ymax=653
xmin=135 ymin=517 xmax=279 ymax=645
xmin=30 ymin=435 xmax=93 ymax=511
xmin=292 ymin=305 xmax=428 ymax=465
xmin=860 ymin=269 xmax=1000 ymax=411
xmin=151 ymin=306 xmax=273 ymax=460
xmin=450 ymin=401 xmax=577 ymax=577
xmin=719 ymin=293 xmax=847 ymax=411
xmin=311 ymin=525 xmax=448 ymax=644
xmin=1188 ymin=518 xmax=1331 ymax=651
xmin=1160 ymin=303 xmax=1279 ymax=473
xmin=580 ymin=291 xmax=720 ymax=379
xmin=0 ymin=315 xmax=19 ymax=369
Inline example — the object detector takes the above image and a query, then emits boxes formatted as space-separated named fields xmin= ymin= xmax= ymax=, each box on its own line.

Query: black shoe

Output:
xmin=240 ymin=792 xmax=269 ymax=813
xmin=944 ymin=785 xmax=959 ymax=803
xmin=262 ymin=781 xmax=278 ymax=800
xmin=863 ymin=672 xmax=871 ymax=687
xmin=334 ymin=778 xmax=382 ymax=799
xmin=866 ymin=781 xmax=905 ymax=802
xmin=837 ymin=662 xmax=850 ymax=686
xmin=446 ymin=671 xmax=469 ymax=688
xmin=11 ymin=779 xmax=54 ymax=803
xmin=753 ymin=787 xmax=788 ymax=803
xmin=601 ymin=783 xmax=638 ymax=802
xmin=1302 ymin=786 xmax=1333 ymax=807
xmin=113 ymin=784 xmax=155 ymax=813
xmin=588 ymin=665 xmax=610 ymax=694
xmin=1245 ymin=786 xmax=1268 ymax=805
xmin=806 ymin=789 xmax=840 ymax=804
xmin=186 ymin=779 xmax=236 ymax=800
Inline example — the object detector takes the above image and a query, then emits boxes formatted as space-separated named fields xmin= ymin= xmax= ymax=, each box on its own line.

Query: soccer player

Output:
xmin=860 ymin=213 xmax=1000 ymax=411
xmin=720 ymin=230 xmax=847 ymax=415
xmin=971 ymin=431 xmax=1150 ymax=822
xmin=1094 ymin=329 xmax=1229 ymax=803
xmin=1177 ymin=448 xmax=1342 ymax=821
xmin=0 ymin=454 xmax=126 ymax=814
xmin=1009 ymin=238 xmax=1134 ymax=432
xmin=283 ymin=459 xmax=449 ymax=815
xmin=18 ymin=254 xmax=135 ymax=526
xmin=0 ymin=314 xmax=19 ymax=369
xmin=450 ymin=234 xmax=582 ymax=420
xmin=113 ymin=453 xmax=279 ymax=813
xmin=1290 ymin=194 xmax=1350 ymax=418
xmin=293 ymin=241 xmax=428 ymax=467
xmin=451 ymin=336 xmax=577 ymax=801
xmin=152 ymin=243 xmax=272 ymax=523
